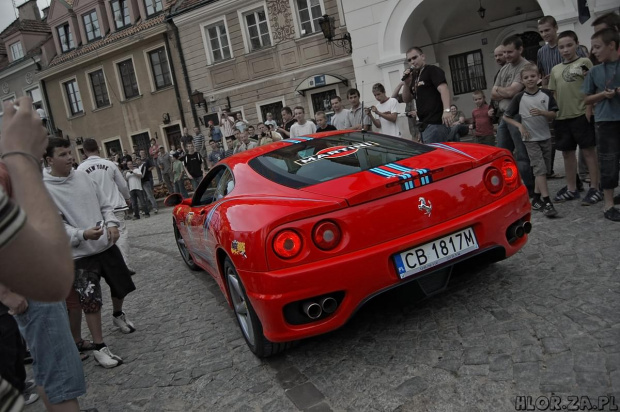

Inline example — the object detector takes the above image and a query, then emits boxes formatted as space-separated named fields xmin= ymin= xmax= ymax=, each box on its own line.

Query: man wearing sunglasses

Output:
xmin=402 ymin=46 xmax=453 ymax=143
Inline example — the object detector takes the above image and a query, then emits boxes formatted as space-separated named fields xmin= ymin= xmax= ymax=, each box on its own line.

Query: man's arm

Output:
xmin=493 ymin=82 xmax=524 ymax=100
xmin=437 ymin=83 xmax=453 ymax=126
xmin=113 ymin=166 xmax=130 ymax=199
xmin=0 ymin=97 xmax=74 ymax=301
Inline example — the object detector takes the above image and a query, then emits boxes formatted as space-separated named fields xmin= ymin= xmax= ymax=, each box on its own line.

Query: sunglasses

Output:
xmin=407 ymin=55 xmax=420 ymax=62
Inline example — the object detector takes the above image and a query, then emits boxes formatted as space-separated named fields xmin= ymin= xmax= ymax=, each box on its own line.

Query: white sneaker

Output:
xmin=113 ymin=312 xmax=136 ymax=334
xmin=23 ymin=392 xmax=39 ymax=405
xmin=93 ymin=346 xmax=121 ymax=368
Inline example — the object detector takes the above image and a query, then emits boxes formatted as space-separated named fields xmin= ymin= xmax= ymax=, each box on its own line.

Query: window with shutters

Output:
xmin=448 ymin=49 xmax=486 ymax=95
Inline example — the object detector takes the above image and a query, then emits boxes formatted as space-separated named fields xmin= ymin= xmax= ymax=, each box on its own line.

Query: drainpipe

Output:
xmin=40 ymin=79 xmax=55 ymax=134
xmin=166 ymin=19 xmax=199 ymax=129
xmin=163 ymin=32 xmax=186 ymax=130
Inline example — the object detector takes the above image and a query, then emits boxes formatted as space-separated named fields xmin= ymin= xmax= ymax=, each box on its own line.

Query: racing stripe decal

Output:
xmin=427 ymin=143 xmax=476 ymax=160
xmin=369 ymin=162 xmax=433 ymax=192
xmin=281 ymin=136 xmax=315 ymax=144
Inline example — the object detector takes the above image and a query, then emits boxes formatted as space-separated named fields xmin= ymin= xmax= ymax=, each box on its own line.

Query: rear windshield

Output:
xmin=248 ymin=132 xmax=434 ymax=189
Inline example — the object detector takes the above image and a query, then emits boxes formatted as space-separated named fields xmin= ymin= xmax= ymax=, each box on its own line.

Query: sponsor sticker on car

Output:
xmin=393 ymin=227 xmax=479 ymax=279
xmin=294 ymin=141 xmax=380 ymax=166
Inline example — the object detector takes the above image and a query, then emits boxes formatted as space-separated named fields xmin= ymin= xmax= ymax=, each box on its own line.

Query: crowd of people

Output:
xmin=0 ymin=9 xmax=619 ymax=412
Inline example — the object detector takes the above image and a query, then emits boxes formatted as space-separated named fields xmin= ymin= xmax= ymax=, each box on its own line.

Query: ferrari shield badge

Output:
xmin=418 ymin=197 xmax=432 ymax=217
xmin=231 ymin=240 xmax=247 ymax=258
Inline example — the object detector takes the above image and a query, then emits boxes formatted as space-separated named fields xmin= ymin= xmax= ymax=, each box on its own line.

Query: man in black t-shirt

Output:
xmin=139 ymin=150 xmax=158 ymax=213
xmin=276 ymin=106 xmax=296 ymax=139
xmin=182 ymin=142 xmax=205 ymax=190
xmin=402 ymin=46 xmax=453 ymax=143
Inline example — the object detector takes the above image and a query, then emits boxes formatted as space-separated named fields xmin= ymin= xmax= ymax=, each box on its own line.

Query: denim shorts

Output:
xmin=13 ymin=301 xmax=86 ymax=404
xmin=595 ymin=121 xmax=620 ymax=190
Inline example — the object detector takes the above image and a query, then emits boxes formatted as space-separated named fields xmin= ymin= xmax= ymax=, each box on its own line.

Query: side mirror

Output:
xmin=164 ymin=193 xmax=183 ymax=207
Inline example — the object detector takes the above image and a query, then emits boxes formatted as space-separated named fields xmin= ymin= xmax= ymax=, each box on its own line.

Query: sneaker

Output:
xmin=113 ymin=312 xmax=136 ymax=334
xmin=93 ymin=346 xmax=120 ymax=368
xmin=23 ymin=392 xmax=39 ymax=405
xmin=582 ymin=188 xmax=603 ymax=206
xmin=23 ymin=380 xmax=35 ymax=393
xmin=604 ymin=207 xmax=620 ymax=222
xmin=531 ymin=197 xmax=544 ymax=211
xmin=154 ymin=209 xmax=158 ymax=214
xmin=554 ymin=186 xmax=580 ymax=202
xmin=543 ymin=202 xmax=558 ymax=218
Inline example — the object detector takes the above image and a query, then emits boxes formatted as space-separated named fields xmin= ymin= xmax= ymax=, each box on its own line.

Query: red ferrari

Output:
xmin=165 ymin=130 xmax=531 ymax=357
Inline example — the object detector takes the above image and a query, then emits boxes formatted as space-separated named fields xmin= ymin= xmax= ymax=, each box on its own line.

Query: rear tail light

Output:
xmin=484 ymin=167 xmax=504 ymax=194
xmin=312 ymin=221 xmax=342 ymax=250
xmin=502 ymin=159 xmax=518 ymax=185
xmin=273 ymin=230 xmax=303 ymax=259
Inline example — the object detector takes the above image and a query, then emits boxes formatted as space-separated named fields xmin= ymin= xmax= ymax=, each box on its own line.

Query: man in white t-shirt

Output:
xmin=369 ymin=83 xmax=401 ymax=137
xmin=290 ymin=106 xmax=317 ymax=138
xmin=330 ymin=96 xmax=352 ymax=130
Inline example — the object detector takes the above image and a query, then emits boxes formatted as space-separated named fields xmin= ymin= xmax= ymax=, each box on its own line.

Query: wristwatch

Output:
xmin=444 ymin=108 xmax=451 ymax=113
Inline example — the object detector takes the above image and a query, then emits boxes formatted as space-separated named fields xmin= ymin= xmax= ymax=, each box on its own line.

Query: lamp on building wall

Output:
xmin=318 ymin=14 xmax=352 ymax=54
xmin=191 ymin=89 xmax=207 ymax=109
xmin=162 ymin=113 xmax=171 ymax=124
xmin=75 ymin=137 xmax=84 ymax=145
xmin=477 ymin=0 xmax=486 ymax=19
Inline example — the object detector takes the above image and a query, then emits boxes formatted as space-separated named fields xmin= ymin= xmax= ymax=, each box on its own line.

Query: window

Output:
xmin=205 ymin=22 xmax=231 ymax=63
xmin=111 ymin=0 xmax=131 ymax=29
xmin=144 ymin=0 xmax=163 ymax=16
xmin=244 ymin=8 xmax=271 ymax=50
xmin=10 ymin=42 xmax=24 ymax=60
xmin=83 ymin=10 xmax=101 ymax=42
xmin=148 ymin=47 xmax=172 ymax=90
xmin=64 ymin=79 xmax=83 ymax=115
xmin=57 ymin=23 xmax=75 ymax=52
xmin=89 ymin=70 xmax=110 ymax=108
xmin=448 ymin=50 xmax=486 ymax=95
xmin=259 ymin=101 xmax=284 ymax=125
xmin=26 ymin=87 xmax=42 ymax=107
xmin=117 ymin=59 xmax=139 ymax=99
xmin=296 ymin=0 xmax=322 ymax=35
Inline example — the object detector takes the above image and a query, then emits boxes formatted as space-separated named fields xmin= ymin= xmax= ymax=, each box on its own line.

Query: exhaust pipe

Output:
xmin=302 ymin=301 xmax=322 ymax=319
xmin=522 ymin=221 xmax=532 ymax=234
xmin=320 ymin=297 xmax=338 ymax=314
xmin=507 ymin=222 xmax=525 ymax=240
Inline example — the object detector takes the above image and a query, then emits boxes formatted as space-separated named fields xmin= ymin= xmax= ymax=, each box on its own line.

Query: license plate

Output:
xmin=393 ymin=227 xmax=479 ymax=279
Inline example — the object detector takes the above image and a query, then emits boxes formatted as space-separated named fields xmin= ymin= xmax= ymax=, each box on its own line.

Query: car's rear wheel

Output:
xmin=173 ymin=222 xmax=201 ymax=271
xmin=224 ymin=257 xmax=293 ymax=357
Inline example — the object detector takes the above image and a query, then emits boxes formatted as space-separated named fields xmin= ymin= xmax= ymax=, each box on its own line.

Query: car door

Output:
xmin=188 ymin=167 xmax=234 ymax=274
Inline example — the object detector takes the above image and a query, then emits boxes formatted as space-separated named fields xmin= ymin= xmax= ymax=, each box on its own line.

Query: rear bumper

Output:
xmin=239 ymin=185 xmax=530 ymax=342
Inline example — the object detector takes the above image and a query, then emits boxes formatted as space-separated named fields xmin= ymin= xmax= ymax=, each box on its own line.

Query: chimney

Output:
xmin=42 ymin=7 xmax=49 ymax=20
xmin=17 ymin=0 xmax=41 ymax=22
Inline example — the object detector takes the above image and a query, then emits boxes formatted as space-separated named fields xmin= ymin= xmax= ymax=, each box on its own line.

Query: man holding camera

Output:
xmin=401 ymin=46 xmax=453 ymax=143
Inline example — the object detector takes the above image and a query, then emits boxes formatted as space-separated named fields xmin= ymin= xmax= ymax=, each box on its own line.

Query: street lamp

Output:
xmin=190 ymin=89 xmax=207 ymax=109
xmin=477 ymin=0 xmax=486 ymax=19
xmin=318 ymin=14 xmax=352 ymax=54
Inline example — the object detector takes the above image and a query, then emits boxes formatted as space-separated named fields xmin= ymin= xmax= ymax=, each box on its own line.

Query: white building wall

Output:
xmin=342 ymin=0 xmax=620 ymax=139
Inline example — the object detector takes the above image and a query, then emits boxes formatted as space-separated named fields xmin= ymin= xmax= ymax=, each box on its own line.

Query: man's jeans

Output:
xmin=142 ymin=180 xmax=158 ymax=211
xmin=162 ymin=171 xmax=174 ymax=195
xmin=421 ymin=124 xmax=450 ymax=143
xmin=191 ymin=176 xmax=202 ymax=191
xmin=130 ymin=189 xmax=150 ymax=217
xmin=496 ymin=117 xmax=534 ymax=196
xmin=174 ymin=179 xmax=189 ymax=198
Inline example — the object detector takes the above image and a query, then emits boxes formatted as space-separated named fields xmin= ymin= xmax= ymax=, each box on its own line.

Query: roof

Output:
xmin=0 ymin=19 xmax=51 ymax=40
xmin=0 ymin=34 xmax=51 ymax=72
xmin=47 ymin=14 xmax=166 ymax=68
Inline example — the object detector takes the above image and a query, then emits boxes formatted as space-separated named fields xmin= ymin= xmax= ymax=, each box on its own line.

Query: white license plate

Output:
xmin=393 ymin=227 xmax=479 ymax=279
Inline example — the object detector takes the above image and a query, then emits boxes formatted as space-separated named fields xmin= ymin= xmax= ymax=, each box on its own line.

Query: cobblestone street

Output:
xmin=26 ymin=167 xmax=620 ymax=412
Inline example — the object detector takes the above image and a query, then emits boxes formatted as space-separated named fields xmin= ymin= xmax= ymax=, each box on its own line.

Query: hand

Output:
xmin=2 ymin=292 xmax=28 ymax=315
xmin=403 ymin=68 xmax=413 ymax=85
xmin=529 ymin=108 xmax=542 ymax=116
xmin=408 ymin=110 xmax=417 ymax=117
xmin=364 ymin=108 xmax=371 ymax=116
xmin=0 ymin=97 xmax=47 ymax=159
xmin=442 ymin=111 xmax=453 ymax=127
xmin=371 ymin=106 xmax=378 ymax=114
xmin=603 ymin=89 xmax=616 ymax=99
xmin=518 ymin=124 xmax=530 ymax=141
xmin=469 ymin=124 xmax=474 ymax=130
xmin=125 ymin=199 xmax=132 ymax=206
xmin=107 ymin=226 xmax=120 ymax=244
xmin=488 ymin=108 xmax=495 ymax=117
xmin=83 ymin=226 xmax=104 ymax=241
